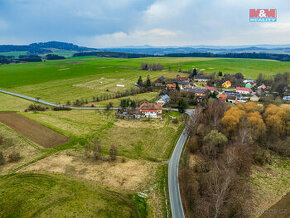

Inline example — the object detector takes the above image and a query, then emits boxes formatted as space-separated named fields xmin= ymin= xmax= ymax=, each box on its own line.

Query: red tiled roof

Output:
xmin=236 ymin=87 xmax=251 ymax=91
xmin=205 ymin=86 xmax=214 ymax=91
xmin=140 ymin=103 xmax=162 ymax=111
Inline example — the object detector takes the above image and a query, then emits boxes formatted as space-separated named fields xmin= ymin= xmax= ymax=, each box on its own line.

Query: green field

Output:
xmin=0 ymin=56 xmax=289 ymax=104
xmin=0 ymin=172 xmax=140 ymax=217
xmin=0 ymin=51 xmax=28 ymax=57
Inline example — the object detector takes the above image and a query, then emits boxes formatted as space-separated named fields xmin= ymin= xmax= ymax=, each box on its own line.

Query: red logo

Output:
xmin=249 ymin=9 xmax=277 ymax=22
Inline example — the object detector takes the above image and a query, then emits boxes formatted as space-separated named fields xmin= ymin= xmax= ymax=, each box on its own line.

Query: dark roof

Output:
xmin=194 ymin=76 xmax=210 ymax=80
xmin=184 ymin=88 xmax=208 ymax=94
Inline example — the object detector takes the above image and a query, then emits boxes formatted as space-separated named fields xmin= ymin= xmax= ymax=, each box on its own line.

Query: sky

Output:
xmin=0 ymin=0 xmax=289 ymax=48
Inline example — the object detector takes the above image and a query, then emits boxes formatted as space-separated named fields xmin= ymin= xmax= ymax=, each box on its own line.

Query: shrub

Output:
xmin=110 ymin=145 xmax=117 ymax=161
xmin=253 ymin=149 xmax=271 ymax=166
xmin=8 ymin=151 xmax=21 ymax=162
xmin=0 ymin=135 xmax=3 ymax=145
xmin=0 ymin=152 xmax=5 ymax=165
xmin=188 ymin=136 xmax=199 ymax=153
xmin=26 ymin=104 xmax=47 ymax=112
xmin=172 ymin=118 xmax=179 ymax=124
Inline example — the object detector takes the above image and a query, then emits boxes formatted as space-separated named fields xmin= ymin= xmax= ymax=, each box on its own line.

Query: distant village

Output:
xmin=116 ymin=65 xmax=289 ymax=119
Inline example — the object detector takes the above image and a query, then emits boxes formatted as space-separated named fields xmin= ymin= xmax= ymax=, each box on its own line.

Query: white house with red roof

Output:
xmin=140 ymin=103 xmax=163 ymax=118
xmin=236 ymin=87 xmax=252 ymax=95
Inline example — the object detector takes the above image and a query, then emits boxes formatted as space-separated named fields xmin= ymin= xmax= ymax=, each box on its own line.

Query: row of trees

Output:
xmin=140 ymin=63 xmax=164 ymax=71
xmin=84 ymin=139 xmax=118 ymax=162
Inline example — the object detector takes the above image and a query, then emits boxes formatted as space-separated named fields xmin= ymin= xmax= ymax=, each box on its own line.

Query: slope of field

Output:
xmin=0 ymin=112 xmax=70 ymax=148
xmin=0 ymin=172 xmax=140 ymax=217
xmin=0 ymin=57 xmax=288 ymax=104
xmin=0 ymin=122 xmax=42 ymax=174
xmin=0 ymin=93 xmax=31 ymax=111
xmin=21 ymin=110 xmax=181 ymax=161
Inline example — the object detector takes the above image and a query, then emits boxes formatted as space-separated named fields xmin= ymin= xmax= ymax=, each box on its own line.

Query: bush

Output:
xmin=253 ymin=149 xmax=271 ymax=166
xmin=0 ymin=135 xmax=3 ymax=145
xmin=110 ymin=145 xmax=117 ymax=161
xmin=26 ymin=104 xmax=47 ymax=112
xmin=8 ymin=151 xmax=21 ymax=162
xmin=53 ymin=106 xmax=71 ymax=111
xmin=188 ymin=136 xmax=199 ymax=153
xmin=0 ymin=152 xmax=5 ymax=165
xmin=172 ymin=118 xmax=179 ymax=124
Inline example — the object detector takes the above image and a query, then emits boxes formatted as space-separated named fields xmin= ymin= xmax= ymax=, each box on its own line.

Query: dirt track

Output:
xmin=0 ymin=112 xmax=70 ymax=148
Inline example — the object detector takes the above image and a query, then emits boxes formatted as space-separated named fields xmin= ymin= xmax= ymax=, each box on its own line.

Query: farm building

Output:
xmin=116 ymin=84 xmax=125 ymax=87
xmin=236 ymin=87 xmax=252 ymax=95
xmin=140 ymin=103 xmax=163 ymax=118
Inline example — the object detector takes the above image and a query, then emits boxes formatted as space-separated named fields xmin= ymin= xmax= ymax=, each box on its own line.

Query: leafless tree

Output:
xmin=186 ymin=106 xmax=202 ymax=136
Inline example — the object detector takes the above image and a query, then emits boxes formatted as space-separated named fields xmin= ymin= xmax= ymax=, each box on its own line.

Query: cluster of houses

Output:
xmin=118 ymin=73 xmax=289 ymax=119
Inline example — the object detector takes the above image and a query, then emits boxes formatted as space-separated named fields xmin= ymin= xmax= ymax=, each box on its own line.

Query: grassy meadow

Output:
xmin=0 ymin=172 xmax=140 ymax=218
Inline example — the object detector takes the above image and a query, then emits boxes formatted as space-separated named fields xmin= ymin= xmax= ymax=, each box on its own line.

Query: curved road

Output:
xmin=0 ymin=89 xmax=192 ymax=218
xmin=168 ymin=109 xmax=193 ymax=218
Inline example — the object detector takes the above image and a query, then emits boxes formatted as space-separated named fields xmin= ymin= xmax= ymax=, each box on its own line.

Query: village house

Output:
xmin=156 ymin=94 xmax=170 ymax=105
xmin=219 ymin=94 xmax=228 ymax=102
xmin=227 ymin=95 xmax=237 ymax=104
xmin=176 ymin=77 xmax=190 ymax=83
xmin=205 ymin=86 xmax=215 ymax=92
xmin=140 ymin=103 xmax=163 ymax=118
xmin=236 ymin=87 xmax=252 ymax=95
xmin=167 ymin=83 xmax=182 ymax=90
xmin=184 ymin=88 xmax=208 ymax=97
xmin=222 ymin=80 xmax=231 ymax=88
xmin=193 ymin=76 xmax=210 ymax=83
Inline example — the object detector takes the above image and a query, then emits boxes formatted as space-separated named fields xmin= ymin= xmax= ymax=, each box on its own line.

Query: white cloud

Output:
xmin=79 ymin=28 xmax=181 ymax=47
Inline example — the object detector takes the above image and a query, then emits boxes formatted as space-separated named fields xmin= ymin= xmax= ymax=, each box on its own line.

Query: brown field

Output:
xmin=21 ymin=151 xmax=158 ymax=191
xmin=0 ymin=112 xmax=70 ymax=148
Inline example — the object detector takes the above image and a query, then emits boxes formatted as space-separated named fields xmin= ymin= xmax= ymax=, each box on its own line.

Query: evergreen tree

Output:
xmin=137 ymin=76 xmax=143 ymax=86
xmin=146 ymin=75 xmax=151 ymax=87
xmin=178 ymin=99 xmax=188 ymax=113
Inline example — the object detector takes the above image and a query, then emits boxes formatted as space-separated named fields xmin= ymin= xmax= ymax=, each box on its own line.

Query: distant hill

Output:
xmin=0 ymin=41 xmax=97 ymax=57
xmin=102 ymin=46 xmax=290 ymax=55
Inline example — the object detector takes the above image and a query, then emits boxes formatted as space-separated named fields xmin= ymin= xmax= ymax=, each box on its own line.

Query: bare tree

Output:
xmin=186 ymin=106 xmax=202 ymax=136
xmin=93 ymin=140 xmax=102 ymax=160
xmin=109 ymin=145 xmax=117 ymax=161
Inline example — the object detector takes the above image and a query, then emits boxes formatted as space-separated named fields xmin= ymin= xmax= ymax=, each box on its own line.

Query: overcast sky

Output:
xmin=0 ymin=0 xmax=289 ymax=47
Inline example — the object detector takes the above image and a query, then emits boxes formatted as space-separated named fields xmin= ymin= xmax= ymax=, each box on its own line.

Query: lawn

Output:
xmin=0 ymin=56 xmax=288 ymax=104
xmin=0 ymin=172 xmax=140 ymax=217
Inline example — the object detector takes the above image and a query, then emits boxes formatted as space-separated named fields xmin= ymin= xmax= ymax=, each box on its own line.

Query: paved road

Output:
xmin=0 ymin=88 xmax=192 ymax=217
xmin=168 ymin=109 xmax=194 ymax=218
xmin=0 ymin=89 xmax=120 ymax=110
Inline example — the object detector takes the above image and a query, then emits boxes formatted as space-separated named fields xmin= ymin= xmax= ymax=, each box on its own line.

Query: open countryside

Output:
xmin=0 ymin=1 xmax=289 ymax=217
